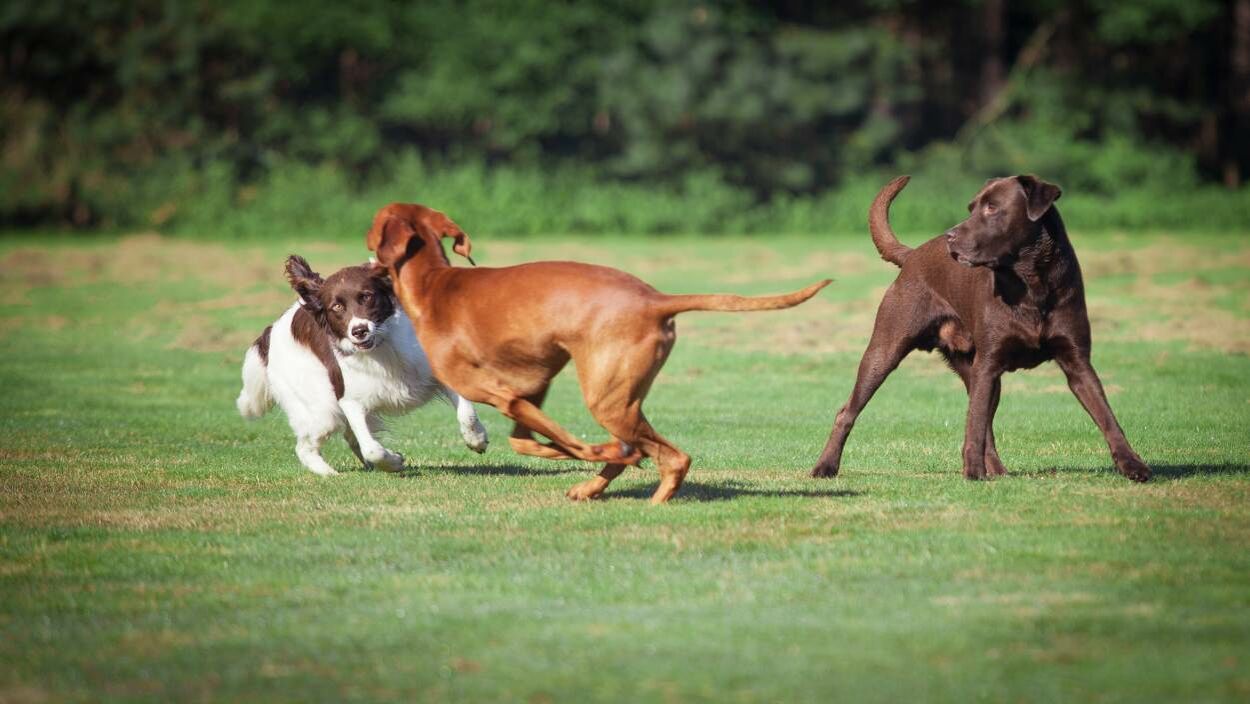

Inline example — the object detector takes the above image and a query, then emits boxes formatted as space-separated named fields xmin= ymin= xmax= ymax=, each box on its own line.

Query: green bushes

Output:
xmin=3 ymin=1 xmax=1246 ymax=236
xmin=151 ymin=145 xmax=1249 ymax=240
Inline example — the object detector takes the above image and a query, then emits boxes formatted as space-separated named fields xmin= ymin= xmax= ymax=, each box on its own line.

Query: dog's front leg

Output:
xmin=1053 ymin=350 xmax=1151 ymax=482
xmin=444 ymin=387 xmax=489 ymax=454
xmin=961 ymin=363 xmax=1000 ymax=480
xmin=295 ymin=434 xmax=338 ymax=476
xmin=340 ymin=400 xmax=404 ymax=472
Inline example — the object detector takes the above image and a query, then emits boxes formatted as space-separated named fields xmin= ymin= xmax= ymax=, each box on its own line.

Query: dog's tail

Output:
xmin=236 ymin=327 xmax=274 ymax=419
xmin=658 ymin=279 xmax=831 ymax=316
xmin=869 ymin=175 xmax=912 ymax=267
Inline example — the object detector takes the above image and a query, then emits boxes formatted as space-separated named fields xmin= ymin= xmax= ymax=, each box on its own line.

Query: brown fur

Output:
xmin=366 ymin=203 xmax=831 ymax=503
xmin=254 ymin=325 xmax=273 ymax=365
xmin=812 ymin=175 xmax=1151 ymax=482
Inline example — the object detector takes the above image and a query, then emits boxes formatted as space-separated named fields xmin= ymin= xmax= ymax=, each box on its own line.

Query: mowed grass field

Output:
xmin=1 ymin=229 xmax=1248 ymax=703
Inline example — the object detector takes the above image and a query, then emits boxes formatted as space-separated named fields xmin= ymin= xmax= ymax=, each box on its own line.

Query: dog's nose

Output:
xmin=351 ymin=323 xmax=370 ymax=340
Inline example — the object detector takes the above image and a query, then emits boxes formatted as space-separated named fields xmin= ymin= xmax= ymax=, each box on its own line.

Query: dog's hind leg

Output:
xmin=565 ymin=457 xmax=628 ymax=501
xmin=576 ymin=331 xmax=688 ymax=503
xmin=947 ymin=354 xmax=1007 ymax=476
xmin=812 ymin=290 xmax=920 ymax=478
xmin=295 ymin=434 xmax=338 ymax=476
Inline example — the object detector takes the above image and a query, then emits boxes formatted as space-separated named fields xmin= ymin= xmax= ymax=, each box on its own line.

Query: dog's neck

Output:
xmin=390 ymin=244 xmax=454 ymax=319
xmin=994 ymin=209 xmax=1075 ymax=316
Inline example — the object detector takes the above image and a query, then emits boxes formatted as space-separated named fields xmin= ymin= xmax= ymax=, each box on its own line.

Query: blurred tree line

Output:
xmin=2 ymin=0 xmax=1247 ymax=235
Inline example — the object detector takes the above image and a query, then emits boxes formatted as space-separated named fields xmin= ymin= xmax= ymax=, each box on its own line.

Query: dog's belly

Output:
xmin=1001 ymin=346 xmax=1051 ymax=371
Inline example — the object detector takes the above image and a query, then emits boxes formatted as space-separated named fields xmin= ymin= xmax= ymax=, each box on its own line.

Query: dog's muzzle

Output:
xmin=349 ymin=319 xmax=377 ymax=350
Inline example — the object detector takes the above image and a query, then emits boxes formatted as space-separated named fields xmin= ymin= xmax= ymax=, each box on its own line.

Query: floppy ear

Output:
xmin=1016 ymin=175 xmax=1062 ymax=222
xmin=367 ymin=216 xmax=422 ymax=269
xmin=285 ymin=255 xmax=324 ymax=311
xmin=421 ymin=209 xmax=473 ymax=263
xmin=368 ymin=260 xmax=394 ymax=293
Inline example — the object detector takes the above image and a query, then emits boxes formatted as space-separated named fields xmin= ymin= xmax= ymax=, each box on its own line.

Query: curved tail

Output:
xmin=658 ymin=278 xmax=831 ymax=316
xmin=870 ymin=175 xmax=912 ymax=267
xmin=236 ymin=331 xmax=274 ymax=419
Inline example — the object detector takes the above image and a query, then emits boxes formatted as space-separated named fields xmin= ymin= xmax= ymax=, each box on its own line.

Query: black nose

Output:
xmin=351 ymin=323 xmax=369 ymax=339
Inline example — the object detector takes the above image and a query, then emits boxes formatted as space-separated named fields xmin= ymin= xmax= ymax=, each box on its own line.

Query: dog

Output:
xmin=236 ymin=255 xmax=488 ymax=475
xmin=811 ymin=175 xmax=1150 ymax=482
xmin=364 ymin=204 xmax=831 ymax=503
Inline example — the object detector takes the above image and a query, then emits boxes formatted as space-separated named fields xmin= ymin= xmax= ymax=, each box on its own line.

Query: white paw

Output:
xmin=376 ymin=450 xmax=405 ymax=472
xmin=307 ymin=465 xmax=339 ymax=477
xmin=462 ymin=423 xmax=489 ymax=454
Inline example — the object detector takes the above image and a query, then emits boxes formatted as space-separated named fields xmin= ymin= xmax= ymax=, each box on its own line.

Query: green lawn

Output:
xmin=1 ymin=230 xmax=1248 ymax=703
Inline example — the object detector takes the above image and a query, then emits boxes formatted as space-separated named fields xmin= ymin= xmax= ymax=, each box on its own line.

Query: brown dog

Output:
xmin=366 ymin=203 xmax=831 ymax=503
xmin=811 ymin=175 xmax=1150 ymax=482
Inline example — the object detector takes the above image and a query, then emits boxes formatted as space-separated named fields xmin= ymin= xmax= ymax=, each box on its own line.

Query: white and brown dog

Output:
xmin=236 ymin=255 xmax=488 ymax=475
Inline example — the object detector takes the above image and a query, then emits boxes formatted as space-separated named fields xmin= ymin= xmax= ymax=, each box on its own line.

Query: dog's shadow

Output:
xmin=397 ymin=466 xmax=861 ymax=501
xmin=1003 ymin=463 xmax=1249 ymax=480
xmin=1133 ymin=463 xmax=1249 ymax=479
xmin=398 ymin=463 xmax=587 ymax=478
xmin=605 ymin=479 xmax=861 ymax=502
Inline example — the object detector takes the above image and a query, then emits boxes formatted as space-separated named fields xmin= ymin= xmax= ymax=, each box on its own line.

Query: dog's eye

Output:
xmin=984 ymin=202 xmax=998 ymax=214
xmin=332 ymin=302 xmax=345 ymax=312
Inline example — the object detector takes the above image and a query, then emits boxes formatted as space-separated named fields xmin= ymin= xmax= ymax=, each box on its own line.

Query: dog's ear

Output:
xmin=1016 ymin=175 xmax=1062 ymax=222
xmin=368 ymin=260 xmax=394 ymax=293
xmin=368 ymin=215 xmax=422 ymax=269
xmin=420 ymin=209 xmax=473 ymax=263
xmin=285 ymin=255 xmax=324 ymax=312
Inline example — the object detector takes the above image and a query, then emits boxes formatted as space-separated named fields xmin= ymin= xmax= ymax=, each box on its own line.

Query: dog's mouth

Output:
xmin=949 ymin=248 xmax=994 ymax=268
xmin=352 ymin=337 xmax=376 ymax=351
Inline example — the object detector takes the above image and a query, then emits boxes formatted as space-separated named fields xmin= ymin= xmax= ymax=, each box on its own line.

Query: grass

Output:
xmin=1 ymin=228 xmax=1248 ymax=702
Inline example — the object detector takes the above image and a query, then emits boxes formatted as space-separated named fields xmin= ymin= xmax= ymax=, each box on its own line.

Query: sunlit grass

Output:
xmin=1 ymin=232 xmax=1248 ymax=702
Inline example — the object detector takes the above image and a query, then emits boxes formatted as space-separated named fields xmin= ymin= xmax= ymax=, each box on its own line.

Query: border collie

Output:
xmin=236 ymin=255 xmax=488 ymax=475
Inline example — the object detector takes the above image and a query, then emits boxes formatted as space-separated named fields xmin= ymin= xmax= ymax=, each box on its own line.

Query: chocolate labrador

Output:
xmin=811 ymin=175 xmax=1150 ymax=482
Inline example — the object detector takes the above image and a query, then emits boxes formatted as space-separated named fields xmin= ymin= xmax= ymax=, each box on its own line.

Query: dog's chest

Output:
xmin=995 ymin=314 xmax=1054 ymax=370
xmin=338 ymin=342 xmax=437 ymax=411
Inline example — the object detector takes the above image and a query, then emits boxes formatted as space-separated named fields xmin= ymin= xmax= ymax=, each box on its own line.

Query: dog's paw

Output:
xmin=566 ymin=479 xmax=607 ymax=501
xmin=985 ymin=453 xmax=1009 ymax=477
xmin=461 ymin=424 xmax=489 ymax=454
xmin=810 ymin=463 xmax=840 ymax=479
xmin=962 ymin=464 xmax=988 ymax=480
xmin=376 ymin=450 xmax=405 ymax=473
xmin=1116 ymin=454 xmax=1151 ymax=483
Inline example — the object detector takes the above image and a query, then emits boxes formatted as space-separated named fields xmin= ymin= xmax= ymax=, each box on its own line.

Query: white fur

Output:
xmin=237 ymin=302 xmax=488 ymax=475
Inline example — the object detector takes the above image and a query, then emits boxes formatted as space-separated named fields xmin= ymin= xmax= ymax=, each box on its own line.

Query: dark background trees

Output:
xmin=1 ymin=0 xmax=1246 ymax=234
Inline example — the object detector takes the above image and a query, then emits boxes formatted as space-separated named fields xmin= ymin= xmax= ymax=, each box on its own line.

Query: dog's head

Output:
xmin=285 ymin=255 xmax=396 ymax=353
xmin=365 ymin=203 xmax=473 ymax=275
xmin=945 ymin=175 xmax=1062 ymax=268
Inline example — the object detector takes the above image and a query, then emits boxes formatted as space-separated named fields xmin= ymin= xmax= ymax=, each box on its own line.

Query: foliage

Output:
xmin=0 ymin=0 xmax=1246 ymax=233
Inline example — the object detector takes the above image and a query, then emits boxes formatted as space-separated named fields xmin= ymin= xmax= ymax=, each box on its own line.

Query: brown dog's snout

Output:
xmin=351 ymin=322 xmax=370 ymax=340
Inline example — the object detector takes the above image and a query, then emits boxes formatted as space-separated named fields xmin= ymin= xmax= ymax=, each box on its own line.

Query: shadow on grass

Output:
xmin=397 ymin=463 xmax=587 ymax=478
xmin=1146 ymin=463 xmax=1250 ymax=479
xmin=1010 ymin=463 xmax=1250 ymax=480
xmin=606 ymin=479 xmax=862 ymax=502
